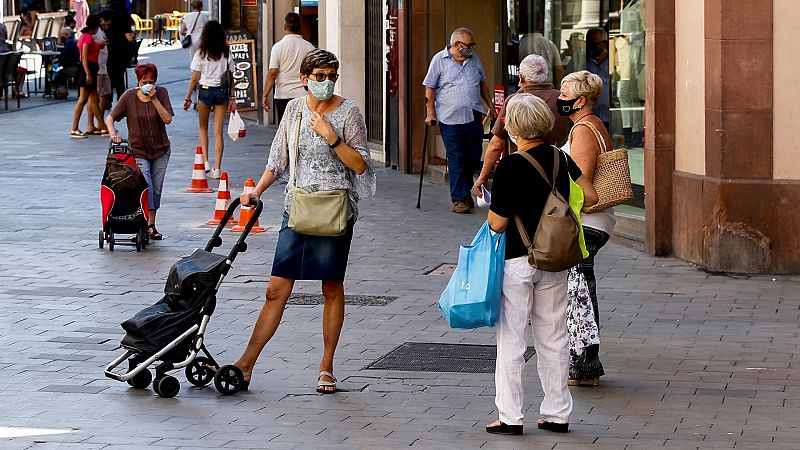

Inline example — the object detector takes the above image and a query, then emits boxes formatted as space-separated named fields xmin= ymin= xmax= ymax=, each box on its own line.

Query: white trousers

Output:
xmin=495 ymin=256 xmax=573 ymax=425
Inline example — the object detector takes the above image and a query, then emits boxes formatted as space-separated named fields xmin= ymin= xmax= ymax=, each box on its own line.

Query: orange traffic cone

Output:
xmin=186 ymin=147 xmax=214 ymax=193
xmin=207 ymin=171 xmax=234 ymax=226
xmin=232 ymin=178 xmax=265 ymax=233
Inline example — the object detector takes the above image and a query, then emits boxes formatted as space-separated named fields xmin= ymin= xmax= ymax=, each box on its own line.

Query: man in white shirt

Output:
xmin=180 ymin=1 xmax=209 ymax=59
xmin=262 ymin=12 xmax=315 ymax=123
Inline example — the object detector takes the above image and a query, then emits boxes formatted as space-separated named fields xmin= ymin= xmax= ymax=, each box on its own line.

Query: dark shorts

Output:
xmin=78 ymin=62 xmax=99 ymax=89
xmin=198 ymin=85 xmax=229 ymax=107
xmin=271 ymin=213 xmax=355 ymax=281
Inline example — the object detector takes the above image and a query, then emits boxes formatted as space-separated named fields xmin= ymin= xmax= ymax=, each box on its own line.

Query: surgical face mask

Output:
xmin=307 ymin=79 xmax=335 ymax=101
xmin=556 ymin=97 xmax=581 ymax=116
xmin=458 ymin=47 xmax=475 ymax=58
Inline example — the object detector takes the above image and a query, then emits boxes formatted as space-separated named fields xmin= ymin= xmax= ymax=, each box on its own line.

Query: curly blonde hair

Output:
xmin=560 ymin=70 xmax=603 ymax=107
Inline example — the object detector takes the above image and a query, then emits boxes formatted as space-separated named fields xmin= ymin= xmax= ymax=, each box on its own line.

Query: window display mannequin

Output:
xmin=616 ymin=0 xmax=644 ymax=148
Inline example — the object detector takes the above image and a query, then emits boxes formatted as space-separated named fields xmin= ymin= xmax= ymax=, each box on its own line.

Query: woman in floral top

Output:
xmin=235 ymin=49 xmax=375 ymax=394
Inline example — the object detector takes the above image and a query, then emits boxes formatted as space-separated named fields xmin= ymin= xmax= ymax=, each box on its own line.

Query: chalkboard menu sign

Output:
xmin=229 ymin=39 xmax=258 ymax=111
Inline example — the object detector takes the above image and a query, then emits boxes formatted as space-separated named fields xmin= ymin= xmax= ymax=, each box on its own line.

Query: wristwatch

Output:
xmin=328 ymin=136 xmax=342 ymax=149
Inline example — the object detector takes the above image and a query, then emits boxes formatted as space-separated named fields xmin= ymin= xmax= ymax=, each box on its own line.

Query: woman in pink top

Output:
xmin=70 ymin=15 xmax=107 ymax=138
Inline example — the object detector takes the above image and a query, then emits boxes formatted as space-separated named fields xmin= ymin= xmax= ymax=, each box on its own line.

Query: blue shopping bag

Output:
xmin=438 ymin=221 xmax=506 ymax=329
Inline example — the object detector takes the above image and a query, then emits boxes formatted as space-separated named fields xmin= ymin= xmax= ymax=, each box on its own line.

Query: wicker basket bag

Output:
xmin=570 ymin=121 xmax=634 ymax=213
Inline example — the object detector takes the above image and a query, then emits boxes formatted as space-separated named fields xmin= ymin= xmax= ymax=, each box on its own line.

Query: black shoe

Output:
xmin=537 ymin=420 xmax=569 ymax=433
xmin=485 ymin=422 xmax=523 ymax=435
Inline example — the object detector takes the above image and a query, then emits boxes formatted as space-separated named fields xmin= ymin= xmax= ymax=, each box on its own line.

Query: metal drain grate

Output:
xmin=287 ymin=294 xmax=397 ymax=306
xmin=364 ymin=342 xmax=536 ymax=373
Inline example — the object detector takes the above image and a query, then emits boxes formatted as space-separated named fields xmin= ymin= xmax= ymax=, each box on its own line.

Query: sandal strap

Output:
xmin=318 ymin=370 xmax=336 ymax=382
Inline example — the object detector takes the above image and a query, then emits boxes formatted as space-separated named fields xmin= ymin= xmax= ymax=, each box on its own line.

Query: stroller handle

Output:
xmin=205 ymin=197 xmax=264 ymax=261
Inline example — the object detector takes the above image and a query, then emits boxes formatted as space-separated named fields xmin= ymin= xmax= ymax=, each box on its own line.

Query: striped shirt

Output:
xmin=422 ymin=47 xmax=486 ymax=125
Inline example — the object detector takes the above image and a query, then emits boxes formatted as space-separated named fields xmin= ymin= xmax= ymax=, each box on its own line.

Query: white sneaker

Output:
xmin=210 ymin=168 xmax=221 ymax=179
xmin=204 ymin=161 xmax=210 ymax=172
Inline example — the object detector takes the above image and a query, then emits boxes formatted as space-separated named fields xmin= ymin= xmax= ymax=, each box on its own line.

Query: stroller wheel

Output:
xmin=109 ymin=232 xmax=115 ymax=252
xmin=135 ymin=234 xmax=142 ymax=252
xmin=127 ymin=368 xmax=152 ymax=389
xmin=214 ymin=364 xmax=244 ymax=396
xmin=153 ymin=375 xmax=180 ymax=398
xmin=98 ymin=230 xmax=104 ymax=249
xmin=186 ymin=356 xmax=216 ymax=387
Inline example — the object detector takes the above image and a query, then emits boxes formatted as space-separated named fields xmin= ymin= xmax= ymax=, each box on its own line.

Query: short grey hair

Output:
xmin=519 ymin=54 xmax=549 ymax=84
xmin=505 ymin=93 xmax=555 ymax=140
xmin=450 ymin=27 xmax=473 ymax=45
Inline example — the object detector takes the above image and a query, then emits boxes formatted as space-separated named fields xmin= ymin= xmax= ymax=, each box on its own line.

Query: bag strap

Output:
xmin=513 ymin=147 xmax=562 ymax=262
xmin=515 ymin=147 xmax=560 ymax=192
xmin=569 ymin=120 xmax=607 ymax=154
xmin=189 ymin=13 xmax=200 ymax=34
xmin=290 ymin=101 xmax=303 ymax=188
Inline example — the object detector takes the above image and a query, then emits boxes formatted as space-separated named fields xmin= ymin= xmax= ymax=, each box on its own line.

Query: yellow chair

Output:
xmin=164 ymin=15 xmax=181 ymax=43
xmin=131 ymin=14 xmax=154 ymax=35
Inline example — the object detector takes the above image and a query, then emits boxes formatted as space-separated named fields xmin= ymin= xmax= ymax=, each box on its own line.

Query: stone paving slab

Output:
xmin=2 ymin=47 xmax=800 ymax=449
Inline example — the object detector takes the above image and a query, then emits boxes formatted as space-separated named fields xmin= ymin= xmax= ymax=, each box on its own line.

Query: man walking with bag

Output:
xmin=423 ymin=27 xmax=496 ymax=214
xmin=262 ymin=13 xmax=315 ymax=123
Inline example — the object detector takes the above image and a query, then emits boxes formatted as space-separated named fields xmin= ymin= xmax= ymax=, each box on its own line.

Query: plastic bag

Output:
xmin=566 ymin=267 xmax=600 ymax=357
xmin=438 ymin=221 xmax=506 ymax=329
xmin=227 ymin=111 xmax=246 ymax=141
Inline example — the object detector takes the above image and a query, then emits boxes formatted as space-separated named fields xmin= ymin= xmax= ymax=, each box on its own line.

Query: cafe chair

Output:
xmin=165 ymin=15 xmax=181 ymax=43
xmin=0 ymin=52 xmax=24 ymax=110
xmin=131 ymin=14 xmax=154 ymax=39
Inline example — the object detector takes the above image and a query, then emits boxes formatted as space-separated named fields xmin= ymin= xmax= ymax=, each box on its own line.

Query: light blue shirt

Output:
xmin=422 ymin=47 xmax=486 ymax=125
xmin=586 ymin=58 xmax=610 ymax=123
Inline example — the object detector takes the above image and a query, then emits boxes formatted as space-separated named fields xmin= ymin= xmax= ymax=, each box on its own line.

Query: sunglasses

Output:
xmin=308 ymin=73 xmax=339 ymax=82
xmin=456 ymin=41 xmax=477 ymax=49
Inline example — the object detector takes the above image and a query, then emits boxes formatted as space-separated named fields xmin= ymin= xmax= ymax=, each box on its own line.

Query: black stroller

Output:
xmin=104 ymin=198 xmax=263 ymax=398
xmin=99 ymin=140 xmax=150 ymax=252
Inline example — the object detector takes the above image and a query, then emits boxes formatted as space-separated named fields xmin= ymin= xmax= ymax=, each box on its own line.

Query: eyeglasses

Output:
xmin=308 ymin=73 xmax=339 ymax=82
xmin=456 ymin=41 xmax=477 ymax=49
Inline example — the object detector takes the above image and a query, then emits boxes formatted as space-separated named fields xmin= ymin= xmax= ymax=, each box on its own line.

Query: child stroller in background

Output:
xmin=104 ymin=198 xmax=263 ymax=398
xmin=99 ymin=140 xmax=149 ymax=251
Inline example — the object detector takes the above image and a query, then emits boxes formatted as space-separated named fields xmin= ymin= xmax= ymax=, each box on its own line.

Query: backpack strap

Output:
xmin=513 ymin=147 xmax=562 ymax=264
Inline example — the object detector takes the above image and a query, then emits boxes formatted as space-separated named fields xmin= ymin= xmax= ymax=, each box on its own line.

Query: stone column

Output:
xmin=574 ymin=0 xmax=601 ymax=29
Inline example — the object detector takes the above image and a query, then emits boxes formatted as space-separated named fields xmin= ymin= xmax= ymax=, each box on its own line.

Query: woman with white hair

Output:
xmin=485 ymin=93 xmax=597 ymax=435
xmin=557 ymin=70 xmax=616 ymax=386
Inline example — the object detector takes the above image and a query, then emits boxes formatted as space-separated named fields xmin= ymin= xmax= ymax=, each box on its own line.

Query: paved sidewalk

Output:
xmin=1 ymin=48 xmax=800 ymax=449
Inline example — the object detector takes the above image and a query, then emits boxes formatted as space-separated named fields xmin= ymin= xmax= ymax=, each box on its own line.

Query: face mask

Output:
xmin=508 ymin=134 xmax=518 ymax=145
xmin=556 ymin=97 xmax=581 ymax=116
xmin=307 ymin=79 xmax=335 ymax=101
xmin=458 ymin=47 xmax=475 ymax=58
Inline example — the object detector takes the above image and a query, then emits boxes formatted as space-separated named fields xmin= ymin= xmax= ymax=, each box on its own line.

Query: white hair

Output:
xmin=519 ymin=54 xmax=550 ymax=84
xmin=505 ymin=94 xmax=555 ymax=140
xmin=450 ymin=27 xmax=473 ymax=45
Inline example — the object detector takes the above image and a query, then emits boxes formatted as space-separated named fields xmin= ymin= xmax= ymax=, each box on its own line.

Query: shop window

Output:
xmin=505 ymin=0 xmax=645 ymax=217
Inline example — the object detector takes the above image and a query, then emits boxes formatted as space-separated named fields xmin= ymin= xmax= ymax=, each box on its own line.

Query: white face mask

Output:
xmin=508 ymin=134 xmax=518 ymax=145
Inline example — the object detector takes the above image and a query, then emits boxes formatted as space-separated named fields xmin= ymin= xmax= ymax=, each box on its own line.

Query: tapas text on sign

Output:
xmin=228 ymin=39 xmax=258 ymax=111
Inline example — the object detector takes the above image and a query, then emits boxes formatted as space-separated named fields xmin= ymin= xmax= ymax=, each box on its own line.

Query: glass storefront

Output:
xmin=503 ymin=0 xmax=645 ymax=216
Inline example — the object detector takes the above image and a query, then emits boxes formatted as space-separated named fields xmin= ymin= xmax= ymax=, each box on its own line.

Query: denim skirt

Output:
xmin=271 ymin=213 xmax=355 ymax=281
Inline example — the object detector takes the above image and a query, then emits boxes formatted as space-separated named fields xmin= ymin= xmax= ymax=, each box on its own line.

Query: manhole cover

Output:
xmin=364 ymin=342 xmax=536 ymax=373
xmin=287 ymin=294 xmax=397 ymax=306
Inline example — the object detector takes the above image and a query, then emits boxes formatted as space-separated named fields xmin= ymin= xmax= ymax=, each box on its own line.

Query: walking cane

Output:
xmin=416 ymin=119 xmax=436 ymax=209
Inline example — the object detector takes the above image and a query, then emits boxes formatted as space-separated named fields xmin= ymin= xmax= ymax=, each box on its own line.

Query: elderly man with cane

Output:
xmin=422 ymin=27 xmax=495 ymax=213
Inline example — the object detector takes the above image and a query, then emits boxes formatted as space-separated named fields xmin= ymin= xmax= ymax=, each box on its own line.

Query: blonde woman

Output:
xmin=558 ymin=70 xmax=617 ymax=386
xmin=485 ymin=94 xmax=597 ymax=435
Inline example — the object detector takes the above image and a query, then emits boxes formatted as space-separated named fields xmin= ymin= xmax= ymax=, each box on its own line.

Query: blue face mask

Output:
xmin=307 ymin=79 xmax=335 ymax=101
